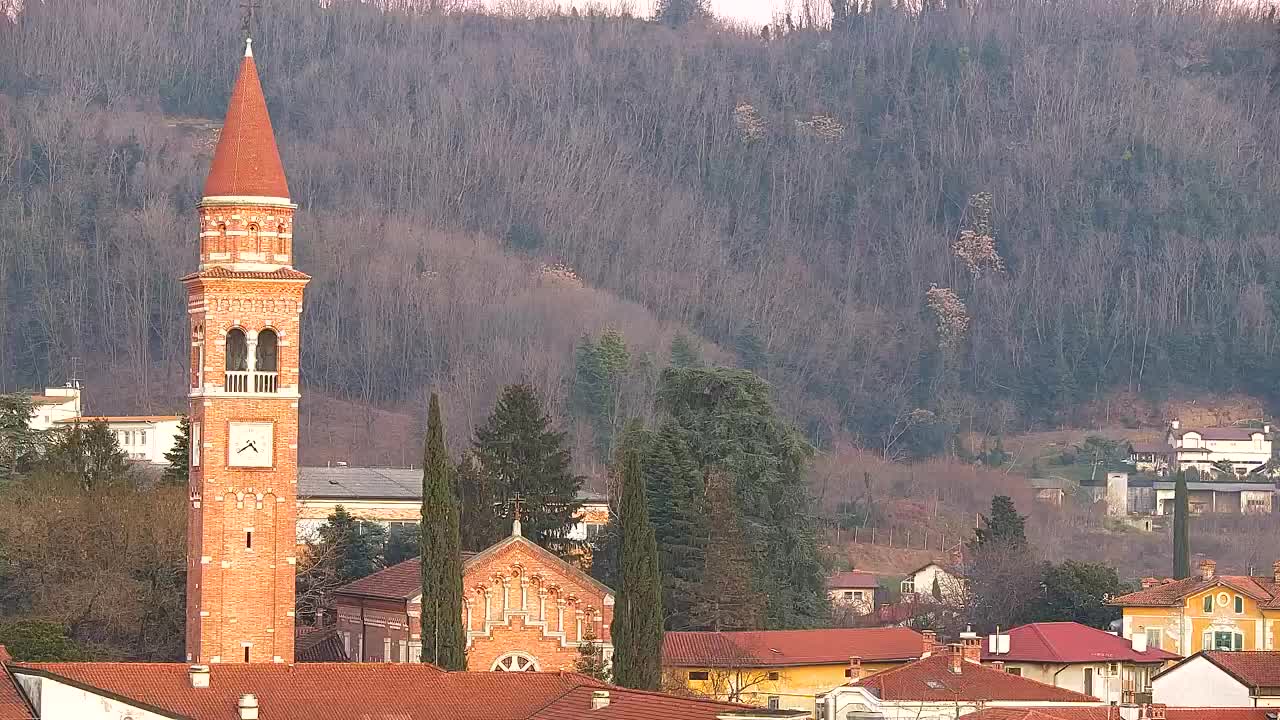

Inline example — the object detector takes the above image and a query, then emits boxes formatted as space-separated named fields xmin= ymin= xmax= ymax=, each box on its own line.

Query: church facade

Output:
xmin=183 ymin=38 xmax=308 ymax=665
xmin=332 ymin=524 xmax=615 ymax=672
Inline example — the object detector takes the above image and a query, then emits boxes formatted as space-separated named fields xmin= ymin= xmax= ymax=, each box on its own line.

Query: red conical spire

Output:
xmin=203 ymin=39 xmax=290 ymax=200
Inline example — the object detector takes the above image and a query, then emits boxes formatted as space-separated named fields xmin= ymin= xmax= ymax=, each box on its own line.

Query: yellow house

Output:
xmin=1111 ymin=558 xmax=1280 ymax=656
xmin=662 ymin=627 xmax=928 ymax=711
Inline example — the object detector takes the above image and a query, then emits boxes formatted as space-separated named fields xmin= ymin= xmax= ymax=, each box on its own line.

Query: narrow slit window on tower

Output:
xmin=248 ymin=223 xmax=261 ymax=256
xmin=246 ymin=530 xmax=253 ymax=550
xmin=215 ymin=223 xmax=227 ymax=254
xmin=277 ymin=224 xmax=287 ymax=256
xmin=244 ymin=647 xmax=250 ymax=663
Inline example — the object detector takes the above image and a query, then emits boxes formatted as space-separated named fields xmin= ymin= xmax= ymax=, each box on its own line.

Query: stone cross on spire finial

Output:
xmin=506 ymin=493 xmax=525 ymax=537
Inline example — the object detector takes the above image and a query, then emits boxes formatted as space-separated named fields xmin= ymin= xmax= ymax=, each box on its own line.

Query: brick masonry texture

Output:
xmin=185 ymin=198 xmax=307 ymax=665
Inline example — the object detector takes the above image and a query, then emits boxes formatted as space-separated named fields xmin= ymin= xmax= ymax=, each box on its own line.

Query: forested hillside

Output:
xmin=3 ymin=0 xmax=1280 ymax=460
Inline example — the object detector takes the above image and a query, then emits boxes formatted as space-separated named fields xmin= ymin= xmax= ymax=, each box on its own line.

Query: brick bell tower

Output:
xmin=184 ymin=37 xmax=308 ymax=664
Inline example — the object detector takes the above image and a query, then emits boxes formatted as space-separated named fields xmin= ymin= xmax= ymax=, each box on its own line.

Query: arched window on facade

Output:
xmin=248 ymin=223 xmax=261 ymax=256
xmin=277 ymin=224 xmax=287 ymax=258
xmin=214 ymin=223 xmax=228 ymax=255
xmin=491 ymin=652 xmax=539 ymax=672
xmin=254 ymin=329 xmax=279 ymax=393
xmin=225 ymin=328 xmax=248 ymax=392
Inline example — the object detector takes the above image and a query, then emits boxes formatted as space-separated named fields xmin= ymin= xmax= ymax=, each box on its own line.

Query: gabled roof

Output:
xmin=333 ymin=533 xmax=611 ymax=602
xmin=1155 ymin=650 xmax=1280 ymax=690
xmin=0 ymin=660 xmax=34 ymax=720
xmin=294 ymin=627 xmax=349 ymax=663
xmin=828 ymin=571 xmax=880 ymax=589
xmin=852 ymin=653 xmax=1098 ymax=702
xmin=967 ymin=707 xmax=1279 ymax=720
xmin=981 ymin=622 xmax=1178 ymax=664
xmin=7 ymin=663 xmax=783 ymax=720
xmin=203 ymin=41 xmax=290 ymax=200
xmin=663 ymin=627 xmax=924 ymax=668
xmin=1173 ymin=427 xmax=1266 ymax=441
xmin=1109 ymin=575 xmax=1280 ymax=610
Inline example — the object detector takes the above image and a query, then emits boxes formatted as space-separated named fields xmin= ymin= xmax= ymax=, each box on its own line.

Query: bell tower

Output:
xmin=184 ymin=37 xmax=308 ymax=664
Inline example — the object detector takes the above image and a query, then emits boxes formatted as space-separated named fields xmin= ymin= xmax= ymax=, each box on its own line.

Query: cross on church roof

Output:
xmin=504 ymin=493 xmax=525 ymax=537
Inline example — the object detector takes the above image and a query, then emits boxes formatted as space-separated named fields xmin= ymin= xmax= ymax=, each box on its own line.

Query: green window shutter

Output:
xmin=1203 ymin=595 xmax=1213 ymax=612
xmin=1235 ymin=633 xmax=1244 ymax=651
xmin=1235 ymin=595 xmax=1244 ymax=613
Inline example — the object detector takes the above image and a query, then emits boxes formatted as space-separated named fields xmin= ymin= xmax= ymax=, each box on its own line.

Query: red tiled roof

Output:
xmin=203 ymin=44 xmax=290 ymax=199
xmin=1201 ymin=650 xmax=1280 ymax=687
xmin=9 ymin=663 xmax=780 ymax=720
xmin=1110 ymin=575 xmax=1280 ymax=610
xmin=294 ymin=627 xmax=349 ymax=663
xmin=981 ymin=622 xmax=1179 ymax=664
xmin=335 ymin=535 xmax=609 ymax=602
xmin=968 ymin=707 xmax=1278 ymax=720
xmin=0 ymin=666 xmax=33 ymax=720
xmin=181 ymin=267 xmax=310 ymax=281
xmin=55 ymin=415 xmax=182 ymax=424
xmin=853 ymin=653 xmax=1098 ymax=702
xmin=663 ymin=627 xmax=924 ymax=668
xmin=1174 ymin=427 xmax=1265 ymax=441
xmin=829 ymin=571 xmax=880 ymax=589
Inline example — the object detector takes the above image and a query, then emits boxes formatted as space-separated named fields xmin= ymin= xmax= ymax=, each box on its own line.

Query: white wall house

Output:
xmin=55 ymin=415 xmax=183 ymax=465
xmin=1167 ymin=421 xmax=1272 ymax=476
xmin=27 ymin=385 xmax=82 ymax=431
xmin=1152 ymin=651 xmax=1280 ymax=707
xmin=900 ymin=562 xmax=965 ymax=604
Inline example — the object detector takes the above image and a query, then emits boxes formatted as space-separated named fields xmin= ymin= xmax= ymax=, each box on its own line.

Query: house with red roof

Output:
xmin=331 ymin=520 xmax=614 ymax=672
xmin=964 ymin=704 xmax=1280 ymax=720
xmin=817 ymin=639 xmax=1105 ymax=720
xmin=828 ymin=571 xmax=881 ymax=613
xmin=663 ymin=627 xmax=928 ymax=711
xmin=0 ymin=659 xmax=810 ymax=720
xmin=1151 ymin=650 xmax=1280 ymax=707
xmin=1110 ymin=559 xmax=1280 ymax=656
xmin=981 ymin=622 xmax=1177 ymax=704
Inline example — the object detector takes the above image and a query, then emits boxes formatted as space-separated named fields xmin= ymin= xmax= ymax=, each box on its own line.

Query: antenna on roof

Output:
xmin=67 ymin=356 xmax=82 ymax=391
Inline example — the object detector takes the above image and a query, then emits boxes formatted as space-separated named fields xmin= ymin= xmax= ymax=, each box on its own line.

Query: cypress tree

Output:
xmin=611 ymin=449 xmax=663 ymax=690
xmin=419 ymin=393 xmax=466 ymax=669
xmin=1173 ymin=469 xmax=1190 ymax=579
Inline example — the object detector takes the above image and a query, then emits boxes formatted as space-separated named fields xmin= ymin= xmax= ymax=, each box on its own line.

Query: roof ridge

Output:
xmin=1026 ymin=622 xmax=1064 ymax=663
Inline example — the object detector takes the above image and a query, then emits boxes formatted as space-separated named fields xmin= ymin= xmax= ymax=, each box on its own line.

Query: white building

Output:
xmin=54 ymin=415 xmax=183 ymax=465
xmin=26 ymin=385 xmax=82 ymax=431
xmin=1166 ymin=421 xmax=1272 ymax=476
xmin=900 ymin=561 xmax=966 ymax=604
xmin=1152 ymin=650 xmax=1280 ymax=707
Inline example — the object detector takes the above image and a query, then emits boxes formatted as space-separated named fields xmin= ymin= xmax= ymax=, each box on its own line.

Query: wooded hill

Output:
xmin=3 ymin=0 xmax=1280 ymax=461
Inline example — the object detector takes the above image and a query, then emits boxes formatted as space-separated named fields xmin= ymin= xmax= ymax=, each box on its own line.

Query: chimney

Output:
xmin=1273 ymin=560 xmax=1280 ymax=585
xmin=1151 ymin=705 xmax=1167 ymax=720
xmin=948 ymin=643 xmax=964 ymax=674
xmin=591 ymin=690 xmax=610 ymax=710
xmin=1170 ymin=420 xmax=1180 ymax=431
xmin=237 ymin=694 xmax=259 ymax=720
xmin=848 ymin=656 xmax=863 ymax=681
xmin=921 ymin=630 xmax=937 ymax=657
xmin=1131 ymin=632 xmax=1148 ymax=653
xmin=188 ymin=664 xmax=211 ymax=689
xmin=1200 ymin=559 xmax=1216 ymax=581
xmin=960 ymin=628 xmax=982 ymax=664
xmin=1140 ymin=577 xmax=1159 ymax=590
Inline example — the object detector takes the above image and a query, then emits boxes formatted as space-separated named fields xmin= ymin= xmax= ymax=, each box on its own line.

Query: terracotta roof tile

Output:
xmin=9 ymin=663 xmax=778 ymax=720
xmin=663 ymin=627 xmax=924 ymax=667
xmin=853 ymin=653 xmax=1098 ymax=702
xmin=0 ymin=667 xmax=33 ymax=720
xmin=203 ymin=45 xmax=289 ymax=199
xmin=828 ymin=571 xmax=881 ymax=589
xmin=981 ymin=622 xmax=1179 ymax=663
xmin=968 ymin=708 xmax=1278 ymax=720
xmin=1201 ymin=650 xmax=1280 ymax=687
xmin=55 ymin=416 xmax=182 ymax=424
xmin=1110 ymin=575 xmax=1280 ymax=609
xmin=294 ymin=627 xmax=349 ymax=663
xmin=182 ymin=267 xmax=310 ymax=281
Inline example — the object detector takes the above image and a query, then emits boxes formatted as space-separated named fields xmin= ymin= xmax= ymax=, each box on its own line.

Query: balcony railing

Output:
xmin=224 ymin=371 xmax=278 ymax=394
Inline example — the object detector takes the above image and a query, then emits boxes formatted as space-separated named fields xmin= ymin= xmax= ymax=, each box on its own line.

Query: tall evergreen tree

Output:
xmin=656 ymin=367 xmax=827 ymax=629
xmin=1173 ymin=470 xmax=1190 ymax=579
xmin=315 ymin=506 xmax=386 ymax=584
xmin=473 ymin=383 xmax=584 ymax=556
xmin=654 ymin=0 xmax=709 ymax=26
xmin=41 ymin=420 xmax=130 ymax=492
xmin=971 ymin=495 xmax=1027 ymax=549
xmin=643 ymin=422 xmax=707 ymax=630
xmin=160 ymin=417 xmax=190 ymax=486
xmin=668 ymin=334 xmax=703 ymax=368
xmin=572 ymin=330 xmax=631 ymax=459
xmin=688 ymin=470 xmax=764 ymax=631
xmin=0 ymin=394 xmax=42 ymax=486
xmin=457 ymin=452 xmax=502 ymax=551
xmin=611 ymin=449 xmax=663 ymax=690
xmin=420 ymin=393 xmax=466 ymax=669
